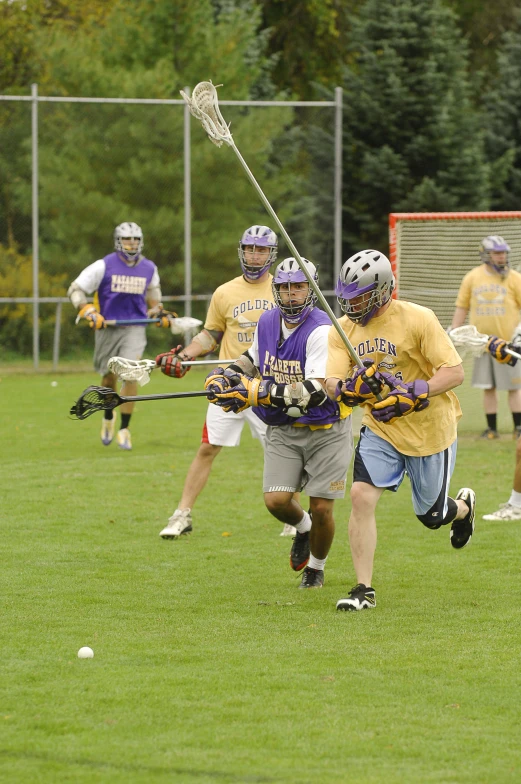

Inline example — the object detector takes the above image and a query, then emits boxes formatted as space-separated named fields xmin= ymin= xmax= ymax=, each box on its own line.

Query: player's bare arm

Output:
xmin=425 ymin=364 xmax=464 ymax=396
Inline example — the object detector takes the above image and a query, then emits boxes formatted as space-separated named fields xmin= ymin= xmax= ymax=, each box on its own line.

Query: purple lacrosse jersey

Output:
xmin=97 ymin=252 xmax=157 ymax=321
xmin=254 ymin=307 xmax=340 ymax=427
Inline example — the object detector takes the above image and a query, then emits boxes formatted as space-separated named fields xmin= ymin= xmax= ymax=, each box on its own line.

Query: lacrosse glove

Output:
xmin=487 ymin=336 xmax=518 ymax=366
xmin=155 ymin=345 xmax=190 ymax=378
xmin=204 ymin=367 xmax=242 ymax=400
xmin=147 ymin=304 xmax=179 ymax=328
xmin=78 ymin=304 xmax=106 ymax=330
xmin=335 ymin=361 xmax=399 ymax=407
xmin=371 ymin=379 xmax=429 ymax=424
xmin=210 ymin=375 xmax=271 ymax=414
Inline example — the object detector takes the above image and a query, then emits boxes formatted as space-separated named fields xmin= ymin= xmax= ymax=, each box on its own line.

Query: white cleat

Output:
xmin=101 ymin=417 xmax=115 ymax=446
xmin=280 ymin=523 xmax=297 ymax=537
xmin=116 ymin=428 xmax=132 ymax=451
xmin=483 ymin=503 xmax=521 ymax=521
xmin=159 ymin=508 xmax=193 ymax=539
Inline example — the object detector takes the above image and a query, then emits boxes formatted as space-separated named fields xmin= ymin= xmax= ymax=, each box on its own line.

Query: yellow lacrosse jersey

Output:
xmin=326 ymin=300 xmax=462 ymax=456
xmin=205 ymin=274 xmax=275 ymax=359
xmin=455 ymin=264 xmax=521 ymax=340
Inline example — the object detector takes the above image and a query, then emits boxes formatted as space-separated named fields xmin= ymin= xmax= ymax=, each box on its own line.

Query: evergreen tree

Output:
xmin=484 ymin=12 xmax=521 ymax=210
xmin=341 ymin=0 xmax=490 ymax=253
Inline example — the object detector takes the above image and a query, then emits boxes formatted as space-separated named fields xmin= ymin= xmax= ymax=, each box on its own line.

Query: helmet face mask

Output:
xmin=238 ymin=225 xmax=277 ymax=280
xmin=114 ymin=222 xmax=144 ymax=264
xmin=335 ymin=249 xmax=395 ymax=326
xmin=272 ymin=257 xmax=318 ymax=325
xmin=480 ymin=235 xmax=511 ymax=276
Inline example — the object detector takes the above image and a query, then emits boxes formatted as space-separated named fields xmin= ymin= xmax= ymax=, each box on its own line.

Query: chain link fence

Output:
xmin=0 ymin=86 xmax=342 ymax=368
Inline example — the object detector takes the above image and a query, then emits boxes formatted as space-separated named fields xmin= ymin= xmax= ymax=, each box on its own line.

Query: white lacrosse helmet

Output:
xmin=480 ymin=235 xmax=510 ymax=276
xmin=272 ymin=257 xmax=318 ymax=325
xmin=114 ymin=222 xmax=144 ymax=263
xmin=238 ymin=225 xmax=278 ymax=280
xmin=335 ymin=249 xmax=395 ymax=326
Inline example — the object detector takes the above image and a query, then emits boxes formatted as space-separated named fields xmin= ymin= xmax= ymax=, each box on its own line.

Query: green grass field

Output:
xmin=1 ymin=362 xmax=520 ymax=783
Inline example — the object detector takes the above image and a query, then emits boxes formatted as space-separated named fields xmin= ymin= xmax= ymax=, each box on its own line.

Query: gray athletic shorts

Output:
xmin=471 ymin=353 xmax=521 ymax=391
xmin=263 ymin=417 xmax=353 ymax=499
xmin=94 ymin=326 xmax=147 ymax=376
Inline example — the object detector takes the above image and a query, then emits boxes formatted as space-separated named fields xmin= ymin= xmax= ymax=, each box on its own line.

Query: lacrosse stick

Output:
xmin=180 ymin=82 xmax=365 ymax=373
xmin=107 ymin=356 xmax=236 ymax=386
xmin=103 ymin=316 xmax=203 ymax=335
xmin=69 ymin=386 xmax=209 ymax=420
xmin=448 ymin=325 xmax=521 ymax=361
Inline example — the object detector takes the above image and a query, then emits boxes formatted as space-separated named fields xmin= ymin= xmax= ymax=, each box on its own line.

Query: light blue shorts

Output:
xmin=354 ymin=426 xmax=457 ymax=518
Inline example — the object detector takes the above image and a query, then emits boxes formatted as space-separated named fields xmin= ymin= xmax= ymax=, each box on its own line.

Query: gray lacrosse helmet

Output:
xmin=272 ymin=257 xmax=318 ymax=325
xmin=335 ymin=249 xmax=395 ymax=326
xmin=238 ymin=225 xmax=278 ymax=280
xmin=480 ymin=235 xmax=510 ymax=276
xmin=114 ymin=222 xmax=144 ymax=263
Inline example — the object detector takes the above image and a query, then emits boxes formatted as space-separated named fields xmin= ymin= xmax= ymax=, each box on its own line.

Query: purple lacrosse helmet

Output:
xmin=335 ymin=249 xmax=395 ymax=326
xmin=480 ymin=235 xmax=511 ymax=276
xmin=272 ymin=257 xmax=318 ymax=325
xmin=238 ymin=225 xmax=278 ymax=280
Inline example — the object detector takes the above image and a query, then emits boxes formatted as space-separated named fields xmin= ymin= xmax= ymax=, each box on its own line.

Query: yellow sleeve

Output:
xmin=326 ymin=324 xmax=354 ymax=380
xmin=419 ymin=311 xmax=463 ymax=370
xmin=455 ymin=271 xmax=472 ymax=309
xmin=204 ymin=288 xmax=226 ymax=333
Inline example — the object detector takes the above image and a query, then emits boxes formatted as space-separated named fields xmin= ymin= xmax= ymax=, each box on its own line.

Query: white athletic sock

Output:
xmin=308 ymin=554 xmax=327 ymax=571
xmin=294 ymin=510 xmax=312 ymax=534
xmin=508 ymin=490 xmax=521 ymax=507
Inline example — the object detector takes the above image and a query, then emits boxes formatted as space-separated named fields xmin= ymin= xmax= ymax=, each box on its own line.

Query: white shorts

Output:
xmin=202 ymin=404 xmax=267 ymax=447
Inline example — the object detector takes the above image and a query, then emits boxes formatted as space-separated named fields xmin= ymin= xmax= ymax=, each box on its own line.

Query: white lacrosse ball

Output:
xmin=78 ymin=646 xmax=94 ymax=659
xmin=51 ymin=381 xmax=58 ymax=387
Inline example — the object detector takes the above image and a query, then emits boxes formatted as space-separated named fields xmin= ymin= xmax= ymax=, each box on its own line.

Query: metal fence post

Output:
xmin=184 ymin=87 xmax=192 ymax=318
xmin=52 ymin=301 xmax=62 ymax=370
xmin=31 ymin=83 xmax=39 ymax=368
xmin=334 ymin=86 xmax=343 ymax=316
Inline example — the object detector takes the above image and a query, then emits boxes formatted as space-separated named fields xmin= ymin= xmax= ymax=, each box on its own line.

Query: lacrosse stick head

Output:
xmin=180 ymin=82 xmax=233 ymax=148
xmin=272 ymin=257 xmax=318 ymax=325
xmin=169 ymin=316 xmax=203 ymax=336
xmin=107 ymin=356 xmax=156 ymax=387
xmin=447 ymin=325 xmax=488 ymax=358
xmin=238 ymin=225 xmax=278 ymax=280
xmin=480 ymin=235 xmax=511 ymax=277
xmin=69 ymin=386 xmax=121 ymax=420
xmin=336 ymin=250 xmax=395 ymax=326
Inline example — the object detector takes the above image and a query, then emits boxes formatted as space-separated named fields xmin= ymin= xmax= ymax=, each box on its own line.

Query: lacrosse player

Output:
xmin=325 ymin=249 xmax=475 ymax=611
xmin=156 ymin=225 xmax=295 ymax=539
xmin=205 ymin=258 xmax=353 ymax=589
xmin=68 ymin=222 xmax=169 ymax=450
xmin=450 ymin=236 xmax=521 ymax=439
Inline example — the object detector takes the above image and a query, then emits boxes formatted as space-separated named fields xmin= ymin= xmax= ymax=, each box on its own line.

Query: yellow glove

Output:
xmin=78 ymin=304 xmax=106 ymax=329
xmin=147 ymin=304 xmax=178 ymax=328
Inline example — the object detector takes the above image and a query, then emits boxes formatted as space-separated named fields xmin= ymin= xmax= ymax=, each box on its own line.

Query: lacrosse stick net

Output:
xmin=180 ymin=81 xmax=366 ymax=377
xmin=180 ymin=82 xmax=232 ymax=148
xmin=108 ymin=357 xmax=157 ymax=386
xmin=448 ymin=325 xmax=521 ymax=361
xmin=70 ymin=386 xmax=121 ymax=420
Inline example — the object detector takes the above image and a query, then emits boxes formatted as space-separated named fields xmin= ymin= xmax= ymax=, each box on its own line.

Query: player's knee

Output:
xmin=350 ymin=481 xmax=373 ymax=509
xmin=416 ymin=497 xmax=458 ymax=530
xmin=197 ymin=442 xmax=221 ymax=461
xmin=264 ymin=492 xmax=292 ymax=516
xmin=309 ymin=498 xmax=333 ymax=523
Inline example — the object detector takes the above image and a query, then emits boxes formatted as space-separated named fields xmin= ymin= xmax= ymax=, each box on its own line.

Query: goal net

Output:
xmin=389 ymin=212 xmax=521 ymax=328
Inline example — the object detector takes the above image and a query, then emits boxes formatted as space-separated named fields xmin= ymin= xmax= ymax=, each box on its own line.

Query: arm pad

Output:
xmin=193 ymin=329 xmax=219 ymax=355
xmin=270 ymin=379 xmax=327 ymax=417
xmin=226 ymin=352 xmax=260 ymax=379
xmin=67 ymin=281 xmax=88 ymax=309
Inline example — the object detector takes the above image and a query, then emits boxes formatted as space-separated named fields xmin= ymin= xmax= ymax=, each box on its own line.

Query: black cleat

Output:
xmin=290 ymin=530 xmax=310 ymax=571
xmin=479 ymin=428 xmax=499 ymax=440
xmin=451 ymin=488 xmax=475 ymax=549
xmin=299 ymin=566 xmax=324 ymax=589
xmin=336 ymin=583 xmax=376 ymax=611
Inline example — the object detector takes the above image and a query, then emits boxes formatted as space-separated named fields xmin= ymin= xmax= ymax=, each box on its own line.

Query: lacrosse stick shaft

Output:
xmin=230 ymin=143 xmax=363 ymax=370
xmin=181 ymin=359 xmax=235 ymax=366
xmin=104 ymin=318 xmax=162 ymax=326
xmin=117 ymin=391 xmax=210 ymax=403
xmin=506 ymin=348 xmax=521 ymax=361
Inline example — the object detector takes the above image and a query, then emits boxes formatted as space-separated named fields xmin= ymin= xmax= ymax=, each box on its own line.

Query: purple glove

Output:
xmin=335 ymin=361 xmax=401 ymax=407
xmin=203 ymin=367 xmax=241 ymax=400
xmin=487 ymin=336 xmax=518 ymax=366
xmin=371 ymin=379 xmax=429 ymax=424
